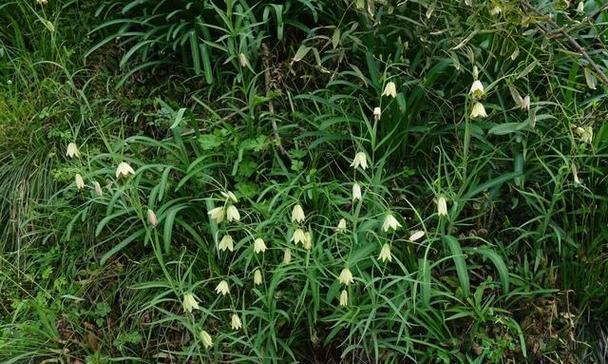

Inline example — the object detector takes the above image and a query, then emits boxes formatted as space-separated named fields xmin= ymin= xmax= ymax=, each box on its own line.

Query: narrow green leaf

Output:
xmin=162 ymin=205 xmax=188 ymax=253
xmin=443 ymin=235 xmax=470 ymax=297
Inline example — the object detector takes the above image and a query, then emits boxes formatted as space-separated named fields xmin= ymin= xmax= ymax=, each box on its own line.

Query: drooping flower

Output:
xmin=231 ymin=313 xmax=242 ymax=330
xmin=338 ymin=267 xmax=354 ymax=286
xmin=408 ymin=230 xmax=425 ymax=242
xmin=238 ymin=53 xmax=250 ymax=68
xmin=115 ymin=162 xmax=135 ymax=179
xmin=336 ymin=218 xmax=347 ymax=233
xmin=303 ymin=231 xmax=313 ymax=250
xmin=489 ymin=5 xmax=502 ymax=16
xmin=253 ymin=238 xmax=267 ymax=254
xmin=350 ymin=152 xmax=368 ymax=170
xmin=226 ymin=205 xmax=240 ymax=222
xmin=218 ymin=234 xmax=234 ymax=252
xmin=253 ymin=269 xmax=263 ymax=285
xmin=147 ymin=209 xmax=158 ymax=227
xmin=469 ymin=80 xmax=485 ymax=99
xmin=291 ymin=204 xmax=305 ymax=223
xmin=93 ymin=181 xmax=103 ymax=197
xmin=378 ymin=243 xmax=392 ymax=262
xmin=215 ymin=280 xmax=230 ymax=296
xmin=291 ymin=228 xmax=306 ymax=245
xmin=221 ymin=191 xmax=238 ymax=203
xmin=572 ymin=163 xmax=581 ymax=185
xmin=520 ymin=95 xmax=530 ymax=111
xmin=339 ymin=289 xmax=348 ymax=306
xmin=470 ymin=102 xmax=488 ymax=119
xmin=373 ymin=107 xmax=381 ymax=121
xmin=283 ymin=248 xmax=292 ymax=264
xmin=582 ymin=126 xmax=593 ymax=144
xmin=200 ymin=330 xmax=213 ymax=349
xmin=574 ymin=126 xmax=593 ymax=144
xmin=577 ymin=1 xmax=584 ymax=13
xmin=182 ymin=293 xmax=200 ymax=313
xmin=75 ymin=174 xmax=85 ymax=190
xmin=437 ymin=196 xmax=448 ymax=217
xmin=382 ymin=214 xmax=402 ymax=232
xmin=352 ymin=182 xmax=362 ymax=202
xmin=208 ymin=206 xmax=225 ymax=224
xmin=382 ymin=81 xmax=397 ymax=98
xmin=66 ymin=142 xmax=80 ymax=158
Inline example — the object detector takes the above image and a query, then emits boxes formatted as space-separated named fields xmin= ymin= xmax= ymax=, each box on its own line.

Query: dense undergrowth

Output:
xmin=1 ymin=0 xmax=608 ymax=363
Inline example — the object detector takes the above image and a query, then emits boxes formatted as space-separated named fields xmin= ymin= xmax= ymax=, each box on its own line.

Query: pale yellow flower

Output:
xmin=37 ymin=0 xmax=48 ymax=5
xmin=182 ymin=293 xmax=200 ymax=313
xmin=231 ymin=313 xmax=242 ymax=330
xmin=253 ymin=238 xmax=267 ymax=254
xmin=215 ymin=280 xmax=230 ymax=296
xmin=93 ymin=181 xmax=103 ymax=197
xmin=373 ymin=107 xmax=381 ymax=121
xmin=339 ymin=289 xmax=348 ymax=306
xmin=408 ymin=230 xmax=425 ymax=242
xmin=382 ymin=81 xmax=397 ymax=98
xmin=338 ymin=267 xmax=354 ymax=286
xmin=66 ymin=142 xmax=80 ymax=158
xmin=574 ymin=126 xmax=593 ymax=144
xmin=577 ymin=1 xmax=584 ymax=13
xmin=221 ymin=191 xmax=238 ymax=203
xmin=437 ymin=196 xmax=448 ymax=217
xmin=291 ymin=204 xmax=305 ymax=223
xmin=238 ymin=53 xmax=250 ymax=68
xmin=572 ymin=163 xmax=581 ymax=185
xmin=218 ymin=234 xmax=234 ymax=252
xmin=291 ymin=228 xmax=306 ymax=245
xmin=352 ymin=182 xmax=362 ymax=202
xmin=582 ymin=126 xmax=593 ymax=144
xmin=200 ymin=330 xmax=213 ymax=349
xmin=253 ymin=269 xmax=263 ymax=285
xmin=350 ymin=152 xmax=368 ymax=170
xmin=336 ymin=218 xmax=347 ymax=233
xmin=147 ymin=209 xmax=158 ymax=227
xmin=520 ymin=95 xmax=530 ymax=111
xmin=208 ymin=206 xmax=225 ymax=223
xmin=75 ymin=174 xmax=85 ymax=190
xmin=283 ymin=248 xmax=292 ymax=264
xmin=470 ymin=102 xmax=487 ymax=119
xmin=489 ymin=5 xmax=502 ymax=15
xmin=303 ymin=231 xmax=313 ymax=250
xmin=378 ymin=243 xmax=392 ymax=262
xmin=115 ymin=162 xmax=135 ymax=179
xmin=382 ymin=214 xmax=401 ymax=232
xmin=469 ymin=80 xmax=485 ymax=99
xmin=226 ymin=205 xmax=240 ymax=222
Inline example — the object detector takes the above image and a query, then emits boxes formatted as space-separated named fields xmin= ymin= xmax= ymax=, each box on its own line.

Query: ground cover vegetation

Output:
xmin=1 ymin=0 xmax=608 ymax=363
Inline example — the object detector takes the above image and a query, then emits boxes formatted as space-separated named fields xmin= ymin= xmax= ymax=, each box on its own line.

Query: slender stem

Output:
xmin=521 ymin=2 xmax=608 ymax=86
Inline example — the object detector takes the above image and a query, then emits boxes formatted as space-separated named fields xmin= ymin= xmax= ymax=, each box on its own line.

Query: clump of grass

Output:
xmin=1 ymin=1 xmax=608 ymax=363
